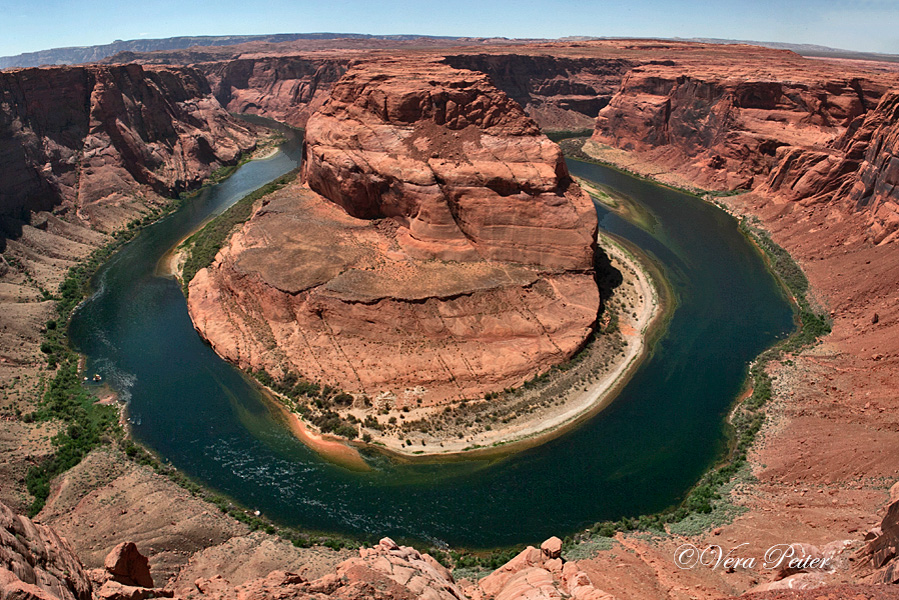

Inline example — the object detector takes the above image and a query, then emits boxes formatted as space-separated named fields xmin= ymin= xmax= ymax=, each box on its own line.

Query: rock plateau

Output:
xmin=187 ymin=58 xmax=600 ymax=405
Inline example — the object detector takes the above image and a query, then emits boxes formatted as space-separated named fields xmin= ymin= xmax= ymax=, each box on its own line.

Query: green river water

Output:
xmin=69 ymin=125 xmax=794 ymax=548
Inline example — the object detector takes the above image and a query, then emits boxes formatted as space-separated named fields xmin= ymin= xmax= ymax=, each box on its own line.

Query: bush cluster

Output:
xmin=253 ymin=371 xmax=360 ymax=439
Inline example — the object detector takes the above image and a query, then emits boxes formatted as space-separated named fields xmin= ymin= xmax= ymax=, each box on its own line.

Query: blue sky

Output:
xmin=1 ymin=0 xmax=897 ymax=57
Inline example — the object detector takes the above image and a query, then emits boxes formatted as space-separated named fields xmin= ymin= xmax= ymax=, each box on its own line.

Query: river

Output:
xmin=68 ymin=125 xmax=794 ymax=548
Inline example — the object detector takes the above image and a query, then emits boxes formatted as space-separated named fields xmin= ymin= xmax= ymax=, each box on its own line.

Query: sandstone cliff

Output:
xmin=201 ymin=52 xmax=632 ymax=133
xmin=441 ymin=53 xmax=635 ymax=131
xmin=569 ymin=43 xmax=899 ymax=600
xmin=187 ymin=58 xmax=599 ymax=407
xmin=187 ymin=52 xmax=637 ymax=133
xmin=592 ymin=61 xmax=887 ymax=191
xmin=7 ymin=39 xmax=899 ymax=600
xmin=302 ymin=58 xmax=596 ymax=268
xmin=0 ymin=499 xmax=91 ymax=600
xmin=200 ymin=57 xmax=348 ymax=128
xmin=761 ymin=89 xmax=899 ymax=244
xmin=587 ymin=46 xmax=899 ymax=243
xmin=0 ymin=63 xmax=259 ymax=512
xmin=0 ymin=64 xmax=258 ymax=232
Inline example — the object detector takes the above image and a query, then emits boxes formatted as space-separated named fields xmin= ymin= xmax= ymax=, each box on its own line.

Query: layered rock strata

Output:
xmin=188 ymin=58 xmax=599 ymax=405
xmin=0 ymin=500 xmax=91 ymax=600
xmin=201 ymin=53 xmax=633 ymax=132
xmin=3 ymin=39 xmax=899 ymax=600
xmin=139 ymin=50 xmax=643 ymax=132
xmin=441 ymin=53 xmax=636 ymax=131
xmin=0 ymin=63 xmax=259 ymax=509
xmin=760 ymin=89 xmax=899 ymax=244
xmin=200 ymin=57 xmax=349 ymax=128
xmin=301 ymin=59 xmax=596 ymax=268
xmin=573 ymin=44 xmax=899 ymax=600
xmin=592 ymin=61 xmax=888 ymax=191
xmin=0 ymin=64 xmax=257 ymax=232
xmin=588 ymin=49 xmax=899 ymax=242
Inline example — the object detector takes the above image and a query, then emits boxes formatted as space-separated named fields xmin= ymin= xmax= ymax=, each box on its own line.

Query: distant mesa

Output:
xmin=0 ymin=33 xmax=474 ymax=69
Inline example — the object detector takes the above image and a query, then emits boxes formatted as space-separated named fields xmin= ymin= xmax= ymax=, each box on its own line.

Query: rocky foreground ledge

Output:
xmin=4 ymin=491 xmax=899 ymax=600
xmin=0 ymin=493 xmax=614 ymax=600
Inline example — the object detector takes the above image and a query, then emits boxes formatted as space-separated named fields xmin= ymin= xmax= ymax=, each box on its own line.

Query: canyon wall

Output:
xmin=761 ymin=89 xmax=899 ymax=244
xmin=187 ymin=58 xmax=600 ymax=405
xmin=587 ymin=49 xmax=899 ymax=243
xmin=4 ymin=40 xmax=899 ymax=599
xmin=0 ymin=500 xmax=91 ymax=600
xmin=0 ymin=64 xmax=258 ymax=232
xmin=201 ymin=52 xmax=633 ymax=133
xmin=592 ymin=63 xmax=888 ymax=190
xmin=441 ymin=53 xmax=636 ymax=131
xmin=0 ymin=63 xmax=259 ymax=512
xmin=192 ymin=52 xmax=639 ymax=132
xmin=200 ymin=57 xmax=348 ymax=128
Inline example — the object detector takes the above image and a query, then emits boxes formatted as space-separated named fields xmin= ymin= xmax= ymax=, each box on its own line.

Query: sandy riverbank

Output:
xmin=365 ymin=232 xmax=663 ymax=458
xmin=261 ymin=390 xmax=371 ymax=471
xmin=156 ymin=147 xmax=285 ymax=279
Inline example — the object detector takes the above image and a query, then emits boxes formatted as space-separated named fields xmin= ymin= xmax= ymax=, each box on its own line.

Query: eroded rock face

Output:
xmin=0 ymin=500 xmax=91 ymax=600
xmin=189 ymin=58 xmax=599 ymax=404
xmin=763 ymin=90 xmax=899 ymax=244
xmin=201 ymin=57 xmax=348 ymax=128
xmin=588 ymin=51 xmax=899 ymax=244
xmin=858 ymin=492 xmax=899 ymax=582
xmin=198 ymin=52 xmax=634 ymax=133
xmin=441 ymin=54 xmax=636 ymax=131
xmin=593 ymin=62 xmax=886 ymax=192
xmin=302 ymin=58 xmax=596 ymax=269
xmin=0 ymin=64 xmax=257 ymax=231
xmin=188 ymin=536 xmax=617 ymax=600
xmin=188 ymin=183 xmax=599 ymax=405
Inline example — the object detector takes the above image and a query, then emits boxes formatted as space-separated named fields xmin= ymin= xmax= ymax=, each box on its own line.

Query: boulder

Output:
xmin=103 ymin=543 xmax=153 ymax=588
xmin=472 ymin=542 xmax=615 ymax=600
xmin=189 ymin=539 xmax=465 ymax=600
xmin=541 ymin=537 xmax=563 ymax=560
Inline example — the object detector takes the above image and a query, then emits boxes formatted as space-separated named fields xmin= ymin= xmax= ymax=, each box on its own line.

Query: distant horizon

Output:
xmin=3 ymin=31 xmax=898 ymax=60
xmin=0 ymin=0 xmax=896 ymax=58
